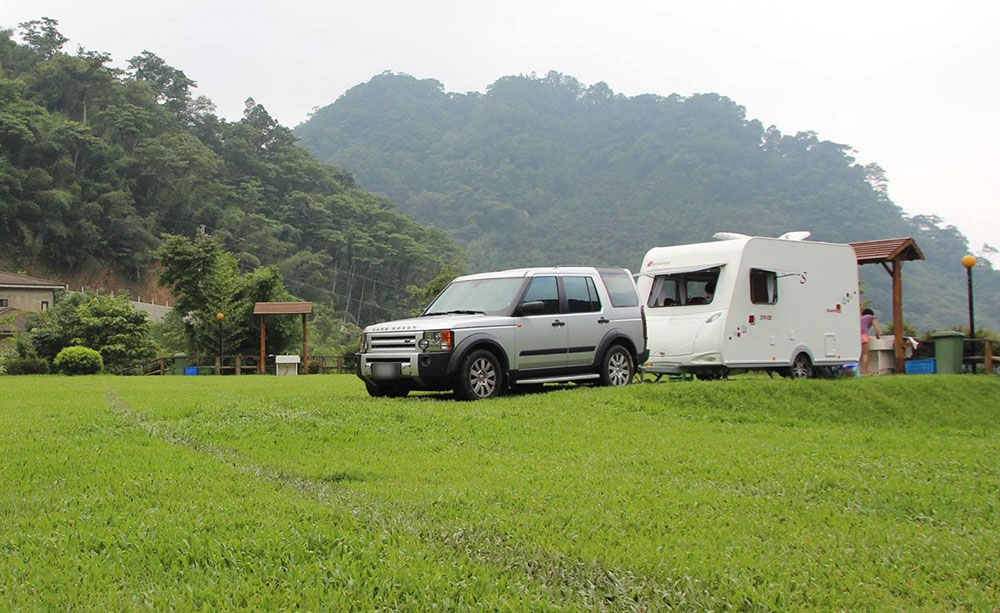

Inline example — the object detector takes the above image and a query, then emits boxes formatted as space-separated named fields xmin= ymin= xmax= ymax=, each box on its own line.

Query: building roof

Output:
xmin=0 ymin=270 xmax=65 ymax=288
xmin=849 ymin=238 xmax=925 ymax=265
xmin=253 ymin=301 xmax=314 ymax=315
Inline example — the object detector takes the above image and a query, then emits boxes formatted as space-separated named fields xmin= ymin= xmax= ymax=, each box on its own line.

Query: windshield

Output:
xmin=424 ymin=277 xmax=525 ymax=316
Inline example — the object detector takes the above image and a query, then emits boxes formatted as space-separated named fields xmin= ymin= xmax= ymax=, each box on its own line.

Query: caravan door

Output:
xmin=647 ymin=313 xmax=706 ymax=356
xmin=643 ymin=266 xmax=722 ymax=357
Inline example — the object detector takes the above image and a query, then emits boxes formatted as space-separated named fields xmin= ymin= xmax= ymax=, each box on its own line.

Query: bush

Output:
xmin=53 ymin=346 xmax=104 ymax=375
xmin=4 ymin=357 xmax=50 ymax=375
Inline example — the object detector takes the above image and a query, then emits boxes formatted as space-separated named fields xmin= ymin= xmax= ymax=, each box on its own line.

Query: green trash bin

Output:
xmin=171 ymin=353 xmax=188 ymax=376
xmin=931 ymin=331 xmax=965 ymax=374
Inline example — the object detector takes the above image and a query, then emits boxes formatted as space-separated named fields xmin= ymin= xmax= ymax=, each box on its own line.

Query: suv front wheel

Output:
xmin=600 ymin=345 xmax=634 ymax=387
xmin=455 ymin=349 xmax=503 ymax=400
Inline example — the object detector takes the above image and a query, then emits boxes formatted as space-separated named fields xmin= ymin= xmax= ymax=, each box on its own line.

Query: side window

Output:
xmin=750 ymin=269 xmax=778 ymax=304
xmin=597 ymin=269 xmax=639 ymax=308
xmin=564 ymin=276 xmax=600 ymax=313
xmin=648 ymin=267 xmax=720 ymax=307
xmin=684 ymin=268 xmax=720 ymax=305
xmin=585 ymin=277 xmax=602 ymax=312
xmin=521 ymin=276 xmax=560 ymax=315
xmin=648 ymin=276 xmax=679 ymax=308
xmin=41 ymin=300 xmax=49 ymax=311
xmin=0 ymin=298 xmax=8 ymax=307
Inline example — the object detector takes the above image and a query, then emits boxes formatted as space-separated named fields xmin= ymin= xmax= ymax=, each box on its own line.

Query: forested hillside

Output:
xmin=296 ymin=71 xmax=998 ymax=332
xmin=0 ymin=22 xmax=461 ymax=324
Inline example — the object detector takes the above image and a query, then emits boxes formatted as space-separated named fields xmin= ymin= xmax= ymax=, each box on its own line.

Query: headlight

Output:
xmin=419 ymin=330 xmax=453 ymax=352
xmin=360 ymin=333 xmax=369 ymax=353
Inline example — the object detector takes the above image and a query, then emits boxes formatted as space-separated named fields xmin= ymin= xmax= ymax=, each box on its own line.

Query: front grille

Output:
xmin=369 ymin=333 xmax=419 ymax=351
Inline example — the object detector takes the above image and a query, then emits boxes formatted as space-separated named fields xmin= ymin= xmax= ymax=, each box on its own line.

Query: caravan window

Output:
xmin=750 ymin=269 xmax=778 ymax=304
xmin=647 ymin=267 xmax=720 ymax=307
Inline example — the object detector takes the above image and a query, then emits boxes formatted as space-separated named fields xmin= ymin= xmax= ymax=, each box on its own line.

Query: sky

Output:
xmin=7 ymin=0 xmax=999 ymax=261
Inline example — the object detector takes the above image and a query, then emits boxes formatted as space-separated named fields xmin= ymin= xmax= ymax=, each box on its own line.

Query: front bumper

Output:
xmin=356 ymin=351 xmax=455 ymax=390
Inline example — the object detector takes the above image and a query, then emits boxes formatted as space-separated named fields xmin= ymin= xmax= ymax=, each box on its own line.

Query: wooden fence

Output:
xmin=119 ymin=354 xmax=358 ymax=376
xmin=963 ymin=339 xmax=996 ymax=375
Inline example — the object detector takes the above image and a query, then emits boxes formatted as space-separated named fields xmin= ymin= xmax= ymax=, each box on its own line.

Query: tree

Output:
xmin=27 ymin=292 xmax=155 ymax=370
xmin=155 ymin=234 xmax=299 ymax=356
xmin=17 ymin=17 xmax=66 ymax=59
xmin=126 ymin=51 xmax=200 ymax=122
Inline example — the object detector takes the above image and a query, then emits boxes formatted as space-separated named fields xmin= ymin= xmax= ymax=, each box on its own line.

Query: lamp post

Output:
xmin=216 ymin=312 xmax=225 ymax=373
xmin=962 ymin=255 xmax=977 ymax=339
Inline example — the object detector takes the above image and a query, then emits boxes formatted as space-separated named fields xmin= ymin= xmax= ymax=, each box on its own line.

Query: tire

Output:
xmin=454 ymin=349 xmax=503 ymax=400
xmin=789 ymin=353 xmax=813 ymax=379
xmin=365 ymin=381 xmax=410 ymax=398
xmin=599 ymin=345 xmax=634 ymax=387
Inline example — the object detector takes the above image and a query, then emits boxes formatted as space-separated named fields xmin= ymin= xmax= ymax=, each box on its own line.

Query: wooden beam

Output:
xmin=892 ymin=257 xmax=905 ymax=374
xmin=259 ymin=315 xmax=266 ymax=375
xmin=881 ymin=261 xmax=894 ymax=276
xmin=302 ymin=313 xmax=309 ymax=375
xmin=986 ymin=340 xmax=994 ymax=375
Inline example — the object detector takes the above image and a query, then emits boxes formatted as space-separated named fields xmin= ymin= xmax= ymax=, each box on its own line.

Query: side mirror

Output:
xmin=518 ymin=300 xmax=545 ymax=315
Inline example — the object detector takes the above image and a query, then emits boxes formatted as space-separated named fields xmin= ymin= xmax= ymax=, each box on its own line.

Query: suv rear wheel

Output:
xmin=600 ymin=345 xmax=634 ymax=387
xmin=455 ymin=349 xmax=503 ymax=400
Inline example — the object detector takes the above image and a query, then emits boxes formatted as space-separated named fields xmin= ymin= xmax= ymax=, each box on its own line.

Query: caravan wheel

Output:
xmin=789 ymin=353 xmax=813 ymax=379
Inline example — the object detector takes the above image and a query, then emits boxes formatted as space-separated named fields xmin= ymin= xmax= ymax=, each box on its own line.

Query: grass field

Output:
xmin=2 ymin=374 xmax=998 ymax=610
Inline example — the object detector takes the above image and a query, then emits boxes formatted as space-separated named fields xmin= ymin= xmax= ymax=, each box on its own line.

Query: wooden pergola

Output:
xmin=849 ymin=237 xmax=925 ymax=374
xmin=253 ymin=302 xmax=313 ymax=374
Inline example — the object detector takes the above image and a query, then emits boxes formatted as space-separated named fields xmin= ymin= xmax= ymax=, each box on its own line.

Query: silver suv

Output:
xmin=357 ymin=267 xmax=648 ymax=400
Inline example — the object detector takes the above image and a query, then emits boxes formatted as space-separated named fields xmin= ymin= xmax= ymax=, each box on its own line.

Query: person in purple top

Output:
xmin=860 ymin=308 xmax=880 ymax=374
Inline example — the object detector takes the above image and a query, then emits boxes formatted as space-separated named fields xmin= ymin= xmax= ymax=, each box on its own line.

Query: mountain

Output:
xmin=295 ymin=71 xmax=998 ymax=332
xmin=0 ymin=22 xmax=461 ymax=325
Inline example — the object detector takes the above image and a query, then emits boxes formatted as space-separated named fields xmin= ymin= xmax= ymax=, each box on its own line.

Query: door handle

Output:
xmin=597 ymin=317 xmax=610 ymax=324
xmin=551 ymin=320 xmax=566 ymax=327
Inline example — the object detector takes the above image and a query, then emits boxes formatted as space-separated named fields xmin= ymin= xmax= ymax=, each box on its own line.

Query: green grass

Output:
xmin=2 ymin=374 xmax=998 ymax=610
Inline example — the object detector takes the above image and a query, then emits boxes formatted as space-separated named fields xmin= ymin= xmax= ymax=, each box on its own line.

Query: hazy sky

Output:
xmin=8 ymin=0 xmax=999 ymax=260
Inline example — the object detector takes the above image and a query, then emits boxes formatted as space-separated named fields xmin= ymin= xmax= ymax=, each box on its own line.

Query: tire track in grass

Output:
xmin=107 ymin=389 xmax=707 ymax=611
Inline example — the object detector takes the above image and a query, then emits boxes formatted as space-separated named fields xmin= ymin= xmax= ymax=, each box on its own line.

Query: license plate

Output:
xmin=372 ymin=362 xmax=401 ymax=380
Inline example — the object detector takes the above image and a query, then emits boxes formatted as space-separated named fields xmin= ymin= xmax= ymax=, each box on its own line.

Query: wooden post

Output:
xmin=986 ymin=340 xmax=994 ymax=375
xmin=337 ymin=355 xmax=344 ymax=374
xmin=214 ymin=356 xmax=221 ymax=375
xmin=235 ymin=355 xmax=242 ymax=376
xmin=302 ymin=313 xmax=309 ymax=375
xmin=891 ymin=257 xmax=905 ymax=375
xmin=159 ymin=358 xmax=165 ymax=376
xmin=259 ymin=315 xmax=266 ymax=374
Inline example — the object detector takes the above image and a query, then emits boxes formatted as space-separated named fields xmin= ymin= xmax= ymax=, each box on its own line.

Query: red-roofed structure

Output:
xmin=849 ymin=238 xmax=924 ymax=265
xmin=254 ymin=302 xmax=314 ymax=374
xmin=848 ymin=238 xmax=925 ymax=374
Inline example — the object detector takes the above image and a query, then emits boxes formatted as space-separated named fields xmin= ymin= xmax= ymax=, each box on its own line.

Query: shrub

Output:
xmin=4 ymin=357 xmax=50 ymax=375
xmin=53 ymin=346 xmax=104 ymax=375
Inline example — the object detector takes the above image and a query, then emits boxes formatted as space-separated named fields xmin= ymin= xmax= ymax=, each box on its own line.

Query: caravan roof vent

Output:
xmin=778 ymin=231 xmax=811 ymax=241
xmin=712 ymin=232 xmax=750 ymax=241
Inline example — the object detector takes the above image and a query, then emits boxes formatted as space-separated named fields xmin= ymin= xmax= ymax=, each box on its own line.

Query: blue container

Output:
xmin=184 ymin=366 xmax=198 ymax=376
xmin=840 ymin=363 xmax=860 ymax=378
xmin=905 ymin=358 xmax=936 ymax=375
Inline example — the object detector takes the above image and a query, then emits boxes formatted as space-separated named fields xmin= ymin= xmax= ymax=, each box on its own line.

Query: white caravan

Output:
xmin=636 ymin=234 xmax=861 ymax=378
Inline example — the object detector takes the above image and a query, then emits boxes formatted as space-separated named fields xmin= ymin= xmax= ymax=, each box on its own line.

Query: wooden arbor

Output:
xmin=849 ymin=238 xmax=925 ymax=374
xmin=253 ymin=302 xmax=313 ymax=374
